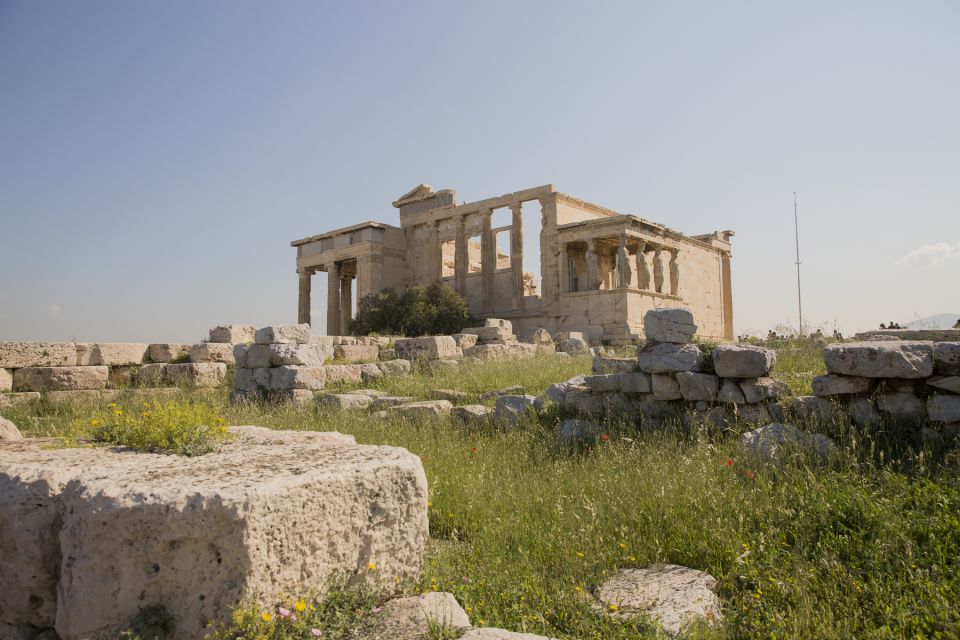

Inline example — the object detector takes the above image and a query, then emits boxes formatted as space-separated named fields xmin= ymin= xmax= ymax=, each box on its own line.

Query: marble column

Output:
xmin=429 ymin=220 xmax=442 ymax=282
xmin=586 ymin=238 xmax=600 ymax=290
xmin=340 ymin=275 xmax=353 ymax=335
xmin=326 ymin=263 xmax=341 ymax=336
xmin=669 ymin=248 xmax=680 ymax=296
xmin=481 ymin=209 xmax=495 ymax=311
xmin=455 ymin=215 xmax=467 ymax=295
xmin=298 ymin=268 xmax=312 ymax=325
xmin=510 ymin=203 xmax=524 ymax=310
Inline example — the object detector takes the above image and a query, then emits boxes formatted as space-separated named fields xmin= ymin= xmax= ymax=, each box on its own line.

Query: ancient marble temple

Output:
xmin=292 ymin=184 xmax=734 ymax=343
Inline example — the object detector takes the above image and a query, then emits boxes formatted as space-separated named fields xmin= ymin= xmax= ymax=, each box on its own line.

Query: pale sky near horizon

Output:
xmin=1 ymin=1 xmax=958 ymax=343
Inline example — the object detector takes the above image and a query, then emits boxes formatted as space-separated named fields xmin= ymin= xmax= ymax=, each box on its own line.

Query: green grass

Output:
xmin=3 ymin=344 xmax=959 ymax=639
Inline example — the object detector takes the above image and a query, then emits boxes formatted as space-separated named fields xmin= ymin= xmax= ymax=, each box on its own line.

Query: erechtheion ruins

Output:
xmin=292 ymin=184 xmax=734 ymax=342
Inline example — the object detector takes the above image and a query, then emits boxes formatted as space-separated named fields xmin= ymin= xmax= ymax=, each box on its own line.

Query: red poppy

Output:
xmin=745 ymin=470 xmax=755 ymax=480
xmin=471 ymin=447 xmax=477 ymax=455
xmin=724 ymin=458 xmax=733 ymax=467
xmin=600 ymin=433 xmax=610 ymax=441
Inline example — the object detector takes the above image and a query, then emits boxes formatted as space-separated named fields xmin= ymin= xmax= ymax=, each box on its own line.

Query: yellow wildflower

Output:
xmin=368 ymin=562 xmax=377 ymax=571
xmin=295 ymin=599 xmax=306 ymax=612
xmin=576 ymin=551 xmax=584 ymax=558
xmin=608 ymin=604 xmax=619 ymax=612
xmin=89 ymin=419 xmax=100 ymax=427
xmin=261 ymin=612 xmax=272 ymax=622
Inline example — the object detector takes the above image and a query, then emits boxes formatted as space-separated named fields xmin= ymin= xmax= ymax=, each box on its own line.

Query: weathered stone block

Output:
xmin=713 ymin=345 xmax=776 ymax=378
xmin=0 ymin=417 xmax=22 ymax=441
xmin=823 ymin=341 xmax=934 ymax=378
xmin=652 ymin=373 xmax=682 ymax=400
xmin=847 ymin=396 xmax=882 ymax=427
xmin=377 ymin=359 xmax=412 ymax=376
xmin=559 ymin=337 xmax=589 ymax=354
xmin=483 ymin=318 xmax=513 ymax=332
xmin=451 ymin=334 xmax=478 ymax=350
xmin=234 ymin=368 xmax=256 ymax=394
xmin=584 ymin=374 xmax=621 ymax=393
xmin=370 ymin=396 xmax=416 ymax=410
xmin=323 ymin=364 xmax=363 ymax=385
xmin=335 ymin=344 xmax=380 ymax=363
xmin=390 ymin=400 xmax=453 ymax=419
xmin=107 ymin=366 xmax=138 ymax=389
xmin=208 ymin=324 xmax=256 ymax=344
xmin=643 ymin=308 xmax=697 ymax=344
xmin=147 ymin=343 xmax=191 ymax=364
xmin=359 ymin=363 xmax=383 ymax=382
xmin=316 ymin=393 xmax=374 ymax=410
xmin=812 ymin=374 xmax=874 ymax=397
xmin=494 ymin=395 xmax=537 ymax=426
xmin=717 ymin=379 xmax=745 ymax=404
xmin=364 ymin=592 xmax=470 ymax=640
xmin=555 ymin=418 xmax=604 ymax=445
xmin=740 ymin=423 xmax=837 ymax=466
xmin=676 ymin=372 xmax=719 ymax=402
xmin=734 ymin=403 xmax=770 ymax=425
xmin=0 ymin=392 xmax=40 ymax=409
xmin=394 ymin=336 xmax=459 ymax=361
xmin=165 ymin=363 xmax=227 ymax=388
xmin=254 ymin=324 xmax=311 ymax=345
xmin=232 ymin=344 xmax=249 ymax=369
xmin=452 ymin=405 xmax=492 ymax=421
xmin=270 ymin=343 xmax=332 ymax=367
xmin=0 ymin=369 xmax=12 ymax=393
xmin=255 ymin=366 xmax=325 ymax=391
xmin=739 ymin=377 xmax=791 ymax=404
xmin=189 ymin=343 xmax=236 ymax=365
xmin=877 ymin=392 xmax=926 ymax=422
xmin=75 ymin=343 xmax=149 ymax=367
xmin=619 ymin=371 xmax=652 ymax=394
xmin=637 ymin=343 xmax=703 ymax=374
xmin=138 ymin=363 xmax=168 ymax=386
xmin=928 ymin=375 xmax=960 ymax=394
xmin=0 ymin=342 xmax=76 ymax=369
xmin=933 ymin=342 xmax=960 ymax=375
xmin=928 ymin=395 xmax=960 ymax=423
xmin=0 ymin=426 xmax=428 ymax=640
xmin=592 ymin=354 xmax=636 ymax=374
xmin=13 ymin=367 xmax=109 ymax=392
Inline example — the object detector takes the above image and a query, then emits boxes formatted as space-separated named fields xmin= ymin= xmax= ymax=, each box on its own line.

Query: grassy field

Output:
xmin=4 ymin=339 xmax=960 ymax=639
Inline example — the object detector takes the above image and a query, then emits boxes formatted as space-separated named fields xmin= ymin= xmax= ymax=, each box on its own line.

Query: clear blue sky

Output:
xmin=1 ymin=1 xmax=958 ymax=342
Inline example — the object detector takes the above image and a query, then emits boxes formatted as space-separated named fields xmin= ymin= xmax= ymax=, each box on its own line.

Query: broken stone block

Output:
xmin=823 ymin=341 xmax=934 ymax=378
xmin=0 ymin=417 xmax=22 ymax=441
xmin=555 ymin=418 xmax=604 ymax=445
xmin=269 ymin=343 xmax=333 ymax=367
xmin=147 ymin=343 xmax=191 ymax=363
xmin=739 ymin=377 xmax=791 ymax=404
xmin=266 ymin=389 xmax=317 ymax=405
xmin=335 ymin=344 xmax=380 ymax=363
xmin=452 ymin=404 xmax=492 ymax=421
xmin=359 ymin=363 xmax=383 ymax=382
xmin=928 ymin=395 xmax=960 ymax=423
xmin=0 ymin=342 xmax=76 ymax=369
xmin=234 ymin=368 xmax=256 ymax=394
xmin=928 ymin=375 xmax=960 ymax=394
xmin=75 ymin=343 xmax=149 ymax=367
xmin=394 ymin=336 xmax=459 ymax=361
xmin=934 ymin=342 xmax=960 ymax=375
xmin=676 ymin=372 xmax=719 ymax=402
xmin=343 ymin=388 xmax=389 ymax=398
xmin=377 ymin=359 xmax=411 ymax=376
xmin=559 ymin=337 xmax=589 ymax=354
xmin=812 ymin=374 xmax=874 ymax=397
xmin=479 ymin=385 xmax=525 ymax=402
xmin=596 ymin=565 xmax=722 ymax=635
xmin=107 ymin=366 xmax=138 ymax=389
xmin=740 ymin=423 xmax=837 ymax=466
xmin=494 ymin=395 xmax=538 ymax=426
xmin=484 ymin=318 xmax=513 ymax=331
xmin=370 ymin=396 xmax=415 ymax=410
xmin=619 ymin=371 xmax=652 ymax=394
xmin=713 ymin=344 xmax=776 ymax=378
xmin=0 ymin=392 xmax=40 ymax=409
xmin=165 ymin=363 xmax=227 ymax=388
xmin=652 ymin=373 xmax=682 ymax=400
xmin=316 ymin=393 xmax=374 ymax=410
xmin=432 ymin=389 xmax=468 ymax=403
xmin=734 ymin=403 xmax=770 ymax=425
xmin=0 ymin=426 xmax=428 ymax=640
xmin=772 ymin=396 xmax=833 ymax=422
xmin=323 ymin=364 xmax=363 ymax=386
xmin=13 ymin=366 xmax=109 ymax=392
xmin=0 ymin=368 xmax=12 ymax=392
xmin=592 ymin=354 xmax=636 ymax=374
xmin=543 ymin=377 xmax=585 ymax=406
xmin=254 ymin=324 xmax=311 ymax=345
xmin=584 ymin=374 xmax=621 ymax=393
xmin=208 ymin=324 xmax=256 ymax=344
xmin=390 ymin=400 xmax=453 ymax=419
xmin=643 ymin=308 xmax=697 ymax=344
xmin=188 ymin=343 xmax=236 ymax=365
xmin=636 ymin=343 xmax=703 ymax=374
xmin=717 ymin=379 xmax=746 ymax=404
xmin=138 ymin=363 xmax=168 ymax=386
xmin=245 ymin=344 xmax=274 ymax=368
xmin=877 ymin=392 xmax=927 ymax=423
xmin=452 ymin=334 xmax=478 ymax=350
xmin=364 ymin=592 xmax=470 ymax=640
xmin=460 ymin=629 xmax=554 ymax=640
xmin=847 ymin=396 xmax=882 ymax=427
xmin=255 ymin=366 xmax=325 ymax=391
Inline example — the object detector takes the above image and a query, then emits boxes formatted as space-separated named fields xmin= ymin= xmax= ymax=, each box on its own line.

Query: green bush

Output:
xmin=85 ymin=399 xmax=230 ymax=456
xmin=350 ymin=282 xmax=470 ymax=337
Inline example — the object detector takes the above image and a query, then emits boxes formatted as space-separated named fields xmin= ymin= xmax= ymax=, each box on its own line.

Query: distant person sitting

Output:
xmin=880 ymin=323 xmax=887 ymax=329
xmin=954 ymin=318 xmax=960 ymax=329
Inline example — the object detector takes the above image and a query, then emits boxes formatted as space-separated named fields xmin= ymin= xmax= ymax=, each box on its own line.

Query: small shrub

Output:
xmin=693 ymin=338 xmax=718 ymax=374
xmin=119 ymin=604 xmax=175 ymax=639
xmin=169 ymin=352 xmax=191 ymax=364
xmin=351 ymin=282 xmax=470 ymax=337
xmin=85 ymin=400 xmax=230 ymax=456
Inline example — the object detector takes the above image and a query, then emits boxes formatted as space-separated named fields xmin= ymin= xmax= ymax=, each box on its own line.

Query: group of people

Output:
xmin=879 ymin=321 xmax=905 ymax=329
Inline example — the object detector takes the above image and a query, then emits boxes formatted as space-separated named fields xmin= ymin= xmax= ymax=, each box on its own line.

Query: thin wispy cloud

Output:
xmin=47 ymin=304 xmax=61 ymax=318
xmin=896 ymin=242 xmax=960 ymax=268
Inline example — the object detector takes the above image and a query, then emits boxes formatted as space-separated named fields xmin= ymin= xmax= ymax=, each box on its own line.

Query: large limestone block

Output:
xmin=484 ymin=318 xmax=513 ymax=332
xmin=584 ymin=374 xmax=622 ymax=393
xmin=334 ymin=344 xmax=380 ymax=363
xmin=0 ymin=417 xmax=22 ymax=441
xmin=452 ymin=405 xmax=492 ymax=422
xmin=270 ymin=343 xmax=333 ymax=367
xmin=0 ymin=342 xmax=76 ymax=368
xmin=360 ymin=363 xmax=384 ymax=382
xmin=462 ymin=326 xmax=516 ymax=343
xmin=636 ymin=343 xmax=703 ymax=374
xmin=165 ymin=363 xmax=227 ymax=388
xmin=739 ymin=377 xmax=791 ymax=404
xmin=643 ymin=308 xmax=697 ymax=344
xmin=676 ymin=372 xmax=719 ymax=402
xmin=234 ymin=368 xmax=256 ymax=394
xmin=323 ymin=364 xmax=363 ymax=386
xmin=365 ymin=592 xmax=470 ymax=640
xmin=740 ymin=423 xmax=837 ymax=465
xmin=370 ymin=396 xmax=416 ymax=410
xmin=316 ymin=393 xmax=374 ymax=410
xmin=254 ymin=366 xmax=325 ymax=391
xmin=848 ymin=396 xmax=882 ymax=427
xmin=822 ymin=341 xmax=934 ymax=378
xmin=713 ymin=345 xmax=776 ymax=378
xmin=928 ymin=375 xmax=960 ymax=394
xmin=596 ymin=565 xmax=722 ymax=635
xmin=0 ymin=368 xmax=12 ymax=392
xmin=812 ymin=374 xmax=874 ymax=397
xmin=544 ymin=376 xmax=586 ymax=406
xmin=75 ymin=343 xmax=149 ymax=367
xmin=652 ymin=373 xmax=682 ymax=400
xmin=460 ymin=629 xmax=556 ymax=640
xmin=13 ymin=367 xmax=109 ymax=392
xmin=619 ymin=371 xmax=652 ymax=394
xmin=254 ymin=324 xmax=311 ymax=345
xmin=390 ymin=400 xmax=453 ymax=419
xmin=0 ymin=392 xmax=40 ymax=410
xmin=189 ymin=343 xmax=236 ymax=365
xmin=0 ymin=426 xmax=428 ymax=640
xmin=555 ymin=418 xmax=604 ymax=445
xmin=559 ymin=337 xmax=589 ymax=354
xmin=592 ymin=354 xmax=636 ymax=374
xmin=147 ymin=343 xmax=191 ymax=363
xmin=877 ymin=392 xmax=926 ymax=422
xmin=394 ymin=336 xmax=459 ymax=361
xmin=494 ymin=395 xmax=537 ymax=426
xmin=138 ymin=363 xmax=169 ymax=386
xmin=934 ymin=342 xmax=960 ymax=375
xmin=717 ymin=379 xmax=745 ymax=404
xmin=464 ymin=344 xmax=534 ymax=360
xmin=452 ymin=334 xmax=479 ymax=350
xmin=107 ymin=366 xmax=138 ymax=389
xmin=378 ymin=359 xmax=412 ymax=376
xmin=928 ymin=395 xmax=960 ymax=423
xmin=208 ymin=324 xmax=256 ymax=344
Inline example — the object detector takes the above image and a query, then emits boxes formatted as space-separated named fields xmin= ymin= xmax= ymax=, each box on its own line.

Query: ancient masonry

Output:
xmin=292 ymin=183 xmax=735 ymax=343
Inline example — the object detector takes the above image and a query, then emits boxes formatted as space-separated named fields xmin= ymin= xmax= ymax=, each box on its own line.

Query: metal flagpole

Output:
xmin=794 ymin=192 xmax=803 ymax=333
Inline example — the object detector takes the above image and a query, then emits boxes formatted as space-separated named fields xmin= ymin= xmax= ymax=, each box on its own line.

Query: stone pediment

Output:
xmin=392 ymin=184 xmax=437 ymax=208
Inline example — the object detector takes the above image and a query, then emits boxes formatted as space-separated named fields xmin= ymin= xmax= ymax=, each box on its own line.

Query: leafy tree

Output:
xmin=349 ymin=282 xmax=471 ymax=337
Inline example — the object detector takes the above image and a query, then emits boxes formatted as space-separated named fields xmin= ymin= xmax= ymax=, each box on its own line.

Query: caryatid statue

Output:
xmin=669 ymin=248 xmax=680 ymax=296
xmin=586 ymin=239 xmax=600 ymax=290
xmin=635 ymin=241 xmax=651 ymax=290
xmin=615 ymin=234 xmax=632 ymax=288
xmin=653 ymin=247 xmax=665 ymax=293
